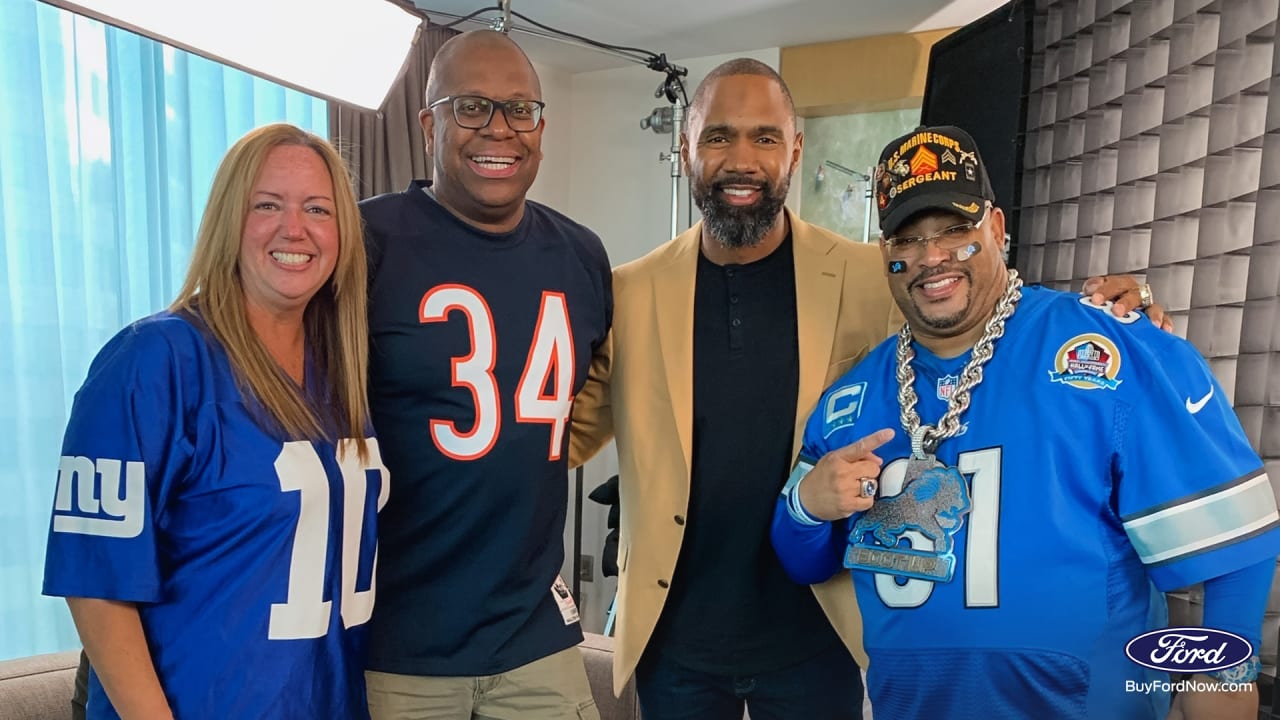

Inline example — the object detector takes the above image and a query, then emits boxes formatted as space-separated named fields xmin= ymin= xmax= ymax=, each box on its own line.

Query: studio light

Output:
xmin=42 ymin=0 xmax=423 ymax=110
xmin=639 ymin=106 xmax=674 ymax=134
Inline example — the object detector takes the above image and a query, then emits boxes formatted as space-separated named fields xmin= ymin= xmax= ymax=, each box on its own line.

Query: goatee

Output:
xmin=908 ymin=266 xmax=973 ymax=329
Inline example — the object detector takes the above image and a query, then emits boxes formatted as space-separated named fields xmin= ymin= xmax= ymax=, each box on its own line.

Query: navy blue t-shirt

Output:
xmin=362 ymin=182 xmax=612 ymax=675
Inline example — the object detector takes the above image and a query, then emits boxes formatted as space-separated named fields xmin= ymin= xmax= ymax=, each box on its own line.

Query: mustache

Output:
xmin=712 ymin=174 xmax=768 ymax=191
xmin=909 ymin=265 xmax=971 ymax=291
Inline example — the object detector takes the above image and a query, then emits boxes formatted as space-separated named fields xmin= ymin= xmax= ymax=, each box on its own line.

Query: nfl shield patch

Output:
xmin=936 ymin=374 xmax=958 ymax=401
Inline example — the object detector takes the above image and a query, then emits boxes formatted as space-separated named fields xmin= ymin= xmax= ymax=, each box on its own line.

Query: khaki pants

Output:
xmin=366 ymin=646 xmax=600 ymax=720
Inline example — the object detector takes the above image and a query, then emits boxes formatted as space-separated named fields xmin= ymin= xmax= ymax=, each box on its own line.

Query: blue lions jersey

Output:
xmin=43 ymin=311 xmax=389 ymax=720
xmin=773 ymin=286 xmax=1280 ymax=719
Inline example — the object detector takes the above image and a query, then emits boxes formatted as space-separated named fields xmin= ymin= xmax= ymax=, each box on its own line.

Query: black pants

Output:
xmin=71 ymin=650 xmax=88 ymax=720
xmin=635 ymin=642 xmax=865 ymax=720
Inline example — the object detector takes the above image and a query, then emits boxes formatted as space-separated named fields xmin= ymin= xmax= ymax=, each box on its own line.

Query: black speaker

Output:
xmin=921 ymin=1 xmax=1032 ymax=264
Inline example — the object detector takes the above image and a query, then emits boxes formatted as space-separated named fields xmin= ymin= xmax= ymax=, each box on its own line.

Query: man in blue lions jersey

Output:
xmin=772 ymin=125 xmax=1279 ymax=719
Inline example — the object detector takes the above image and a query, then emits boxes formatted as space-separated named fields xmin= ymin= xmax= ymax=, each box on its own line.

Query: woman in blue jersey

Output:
xmin=43 ymin=123 xmax=389 ymax=720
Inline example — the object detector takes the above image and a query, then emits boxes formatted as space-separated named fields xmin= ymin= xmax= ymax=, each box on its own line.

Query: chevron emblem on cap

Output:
xmin=952 ymin=201 xmax=979 ymax=213
xmin=910 ymin=146 xmax=939 ymax=176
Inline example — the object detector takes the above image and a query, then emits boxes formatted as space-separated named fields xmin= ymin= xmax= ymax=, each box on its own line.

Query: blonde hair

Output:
xmin=172 ymin=123 xmax=370 ymax=460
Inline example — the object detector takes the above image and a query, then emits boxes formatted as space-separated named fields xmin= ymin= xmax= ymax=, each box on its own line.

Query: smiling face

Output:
xmin=420 ymin=33 xmax=544 ymax=233
xmin=683 ymin=73 xmax=801 ymax=250
xmin=238 ymin=144 xmax=339 ymax=325
xmin=881 ymin=206 xmax=1008 ymax=355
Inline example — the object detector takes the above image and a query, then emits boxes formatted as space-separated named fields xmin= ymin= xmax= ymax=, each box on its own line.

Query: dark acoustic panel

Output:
xmin=921 ymin=1 xmax=1032 ymax=263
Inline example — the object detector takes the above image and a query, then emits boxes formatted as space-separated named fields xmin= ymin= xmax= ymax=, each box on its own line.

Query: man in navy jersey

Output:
xmin=772 ymin=125 xmax=1278 ymax=719
xmin=360 ymin=30 xmax=610 ymax=719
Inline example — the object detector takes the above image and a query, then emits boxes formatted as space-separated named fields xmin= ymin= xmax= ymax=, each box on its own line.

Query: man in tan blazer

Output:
xmin=568 ymin=57 xmax=892 ymax=720
xmin=569 ymin=59 xmax=1151 ymax=720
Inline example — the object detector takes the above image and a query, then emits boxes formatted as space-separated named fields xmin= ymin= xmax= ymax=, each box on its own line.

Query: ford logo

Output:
xmin=1124 ymin=627 xmax=1253 ymax=673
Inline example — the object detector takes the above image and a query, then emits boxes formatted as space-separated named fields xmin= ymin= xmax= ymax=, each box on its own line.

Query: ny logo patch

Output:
xmin=53 ymin=456 xmax=145 ymax=538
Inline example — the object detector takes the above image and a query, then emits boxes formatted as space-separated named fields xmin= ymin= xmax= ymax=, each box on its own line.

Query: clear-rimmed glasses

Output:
xmin=882 ymin=203 xmax=991 ymax=259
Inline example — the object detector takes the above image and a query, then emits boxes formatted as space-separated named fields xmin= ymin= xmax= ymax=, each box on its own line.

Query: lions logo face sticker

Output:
xmin=1048 ymin=333 xmax=1123 ymax=390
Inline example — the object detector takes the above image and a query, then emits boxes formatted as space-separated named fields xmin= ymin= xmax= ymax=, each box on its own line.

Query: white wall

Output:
xmin=528 ymin=61 xmax=573 ymax=211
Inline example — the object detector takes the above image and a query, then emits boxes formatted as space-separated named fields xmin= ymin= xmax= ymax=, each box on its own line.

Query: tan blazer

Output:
xmin=570 ymin=209 xmax=901 ymax=696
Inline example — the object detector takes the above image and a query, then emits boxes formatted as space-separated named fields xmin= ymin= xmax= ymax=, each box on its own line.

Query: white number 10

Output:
xmin=873 ymin=447 xmax=1002 ymax=609
xmin=268 ymin=439 xmax=389 ymax=640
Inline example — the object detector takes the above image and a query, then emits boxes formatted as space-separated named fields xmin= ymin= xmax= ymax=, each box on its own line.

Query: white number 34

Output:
xmin=421 ymin=286 xmax=577 ymax=462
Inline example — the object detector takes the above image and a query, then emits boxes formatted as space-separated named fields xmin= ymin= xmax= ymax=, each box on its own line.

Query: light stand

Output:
xmin=823 ymin=160 xmax=876 ymax=243
xmin=488 ymin=0 xmax=512 ymax=32
xmin=642 ymin=55 xmax=689 ymax=239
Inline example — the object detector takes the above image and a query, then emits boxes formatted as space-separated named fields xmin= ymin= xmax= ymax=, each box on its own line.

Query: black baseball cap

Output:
xmin=875 ymin=125 xmax=995 ymax=236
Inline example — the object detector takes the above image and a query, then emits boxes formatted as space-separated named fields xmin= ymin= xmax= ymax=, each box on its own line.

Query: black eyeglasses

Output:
xmin=427 ymin=95 xmax=545 ymax=132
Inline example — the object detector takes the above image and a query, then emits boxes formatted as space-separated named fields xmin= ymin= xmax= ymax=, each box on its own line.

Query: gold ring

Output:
xmin=1138 ymin=283 xmax=1153 ymax=309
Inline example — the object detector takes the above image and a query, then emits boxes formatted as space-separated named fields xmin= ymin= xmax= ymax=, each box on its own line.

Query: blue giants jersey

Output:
xmin=42 ymin=312 xmax=389 ymax=720
xmin=773 ymin=286 xmax=1280 ymax=719
xmin=361 ymin=183 xmax=612 ymax=675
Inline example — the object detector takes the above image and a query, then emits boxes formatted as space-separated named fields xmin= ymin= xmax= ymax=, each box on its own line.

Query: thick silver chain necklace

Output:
xmin=896 ymin=268 xmax=1023 ymax=459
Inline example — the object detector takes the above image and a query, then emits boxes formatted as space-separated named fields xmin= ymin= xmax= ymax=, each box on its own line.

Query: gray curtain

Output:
xmin=328 ymin=22 xmax=458 ymax=199
xmin=1019 ymin=0 xmax=1279 ymax=673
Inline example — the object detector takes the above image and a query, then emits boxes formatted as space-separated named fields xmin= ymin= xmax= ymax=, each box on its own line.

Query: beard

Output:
xmin=691 ymin=172 xmax=790 ymax=249
xmin=906 ymin=266 xmax=973 ymax=330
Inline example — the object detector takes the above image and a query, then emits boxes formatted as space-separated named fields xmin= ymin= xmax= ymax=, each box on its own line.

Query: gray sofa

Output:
xmin=580 ymin=632 xmax=642 ymax=720
xmin=0 ymin=650 xmax=78 ymax=720
xmin=0 ymin=635 xmax=637 ymax=720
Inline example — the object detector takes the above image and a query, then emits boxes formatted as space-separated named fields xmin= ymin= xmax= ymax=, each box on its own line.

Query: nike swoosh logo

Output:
xmin=1185 ymin=386 xmax=1214 ymax=414
xmin=952 ymin=201 xmax=979 ymax=213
